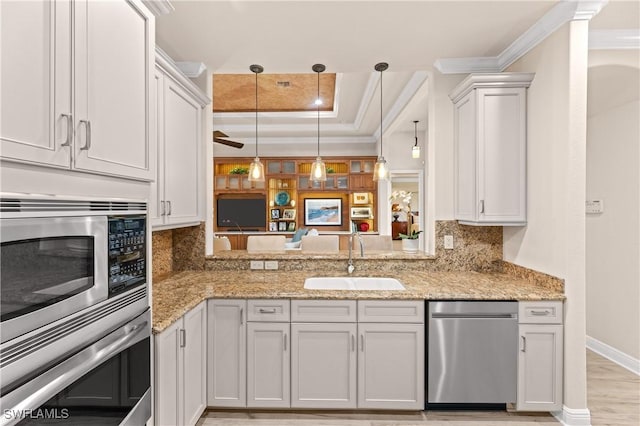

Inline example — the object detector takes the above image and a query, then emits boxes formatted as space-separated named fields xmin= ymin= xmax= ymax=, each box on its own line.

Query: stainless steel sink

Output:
xmin=304 ymin=277 xmax=405 ymax=291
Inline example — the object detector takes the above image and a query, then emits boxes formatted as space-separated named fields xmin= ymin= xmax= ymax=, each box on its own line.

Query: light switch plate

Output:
xmin=444 ymin=235 xmax=454 ymax=250
xmin=250 ymin=260 xmax=264 ymax=270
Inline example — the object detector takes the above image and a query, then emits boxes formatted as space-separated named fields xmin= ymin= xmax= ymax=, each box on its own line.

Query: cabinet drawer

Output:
xmin=291 ymin=300 xmax=356 ymax=323
xmin=519 ymin=301 xmax=563 ymax=324
xmin=358 ymin=300 xmax=424 ymax=323
xmin=247 ymin=299 xmax=290 ymax=322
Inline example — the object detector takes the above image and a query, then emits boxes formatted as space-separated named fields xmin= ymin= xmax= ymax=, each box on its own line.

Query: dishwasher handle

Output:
xmin=431 ymin=313 xmax=517 ymax=319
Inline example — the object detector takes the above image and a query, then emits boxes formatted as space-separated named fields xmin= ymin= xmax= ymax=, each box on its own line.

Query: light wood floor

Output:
xmin=197 ymin=350 xmax=639 ymax=426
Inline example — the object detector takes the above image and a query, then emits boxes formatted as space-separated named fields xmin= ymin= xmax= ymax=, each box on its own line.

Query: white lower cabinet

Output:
xmin=291 ymin=322 xmax=358 ymax=409
xmin=357 ymin=323 xmax=424 ymax=410
xmin=207 ymin=299 xmax=247 ymax=407
xmin=155 ymin=301 xmax=206 ymax=426
xmin=247 ymin=322 xmax=290 ymax=408
xmin=517 ymin=301 xmax=564 ymax=411
xmin=247 ymin=299 xmax=291 ymax=408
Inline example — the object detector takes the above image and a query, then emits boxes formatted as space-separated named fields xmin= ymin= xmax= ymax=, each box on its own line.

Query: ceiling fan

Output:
xmin=213 ymin=130 xmax=244 ymax=149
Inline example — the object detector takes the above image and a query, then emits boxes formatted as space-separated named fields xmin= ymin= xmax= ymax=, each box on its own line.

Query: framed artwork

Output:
xmin=282 ymin=209 xmax=296 ymax=220
xmin=278 ymin=221 xmax=287 ymax=231
xmin=353 ymin=192 xmax=369 ymax=204
xmin=350 ymin=206 xmax=373 ymax=219
xmin=270 ymin=209 xmax=280 ymax=220
xmin=287 ymin=221 xmax=296 ymax=231
xmin=304 ymin=198 xmax=342 ymax=226
xmin=269 ymin=221 xmax=278 ymax=232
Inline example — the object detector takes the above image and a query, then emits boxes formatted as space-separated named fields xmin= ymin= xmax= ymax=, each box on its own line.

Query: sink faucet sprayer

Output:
xmin=347 ymin=230 xmax=364 ymax=274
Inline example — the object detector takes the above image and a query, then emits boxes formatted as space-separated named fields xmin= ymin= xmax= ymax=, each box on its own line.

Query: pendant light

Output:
xmin=248 ymin=64 xmax=265 ymax=182
xmin=412 ymin=120 xmax=421 ymax=159
xmin=310 ymin=63 xmax=327 ymax=182
xmin=373 ymin=62 xmax=389 ymax=182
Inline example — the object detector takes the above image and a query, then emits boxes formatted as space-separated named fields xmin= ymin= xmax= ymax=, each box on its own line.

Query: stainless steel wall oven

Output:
xmin=0 ymin=194 xmax=151 ymax=425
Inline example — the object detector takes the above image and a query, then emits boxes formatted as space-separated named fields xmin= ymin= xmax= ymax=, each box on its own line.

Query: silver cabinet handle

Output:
xmin=167 ymin=200 xmax=172 ymax=216
xmin=360 ymin=334 xmax=364 ymax=352
xmin=284 ymin=333 xmax=287 ymax=351
xmin=530 ymin=310 xmax=551 ymax=316
xmin=60 ymin=113 xmax=73 ymax=147
xmin=259 ymin=308 xmax=277 ymax=314
xmin=180 ymin=329 xmax=186 ymax=348
xmin=521 ymin=335 xmax=526 ymax=352
xmin=79 ymin=119 xmax=91 ymax=151
xmin=240 ymin=308 xmax=244 ymax=326
xmin=479 ymin=199 xmax=485 ymax=214
xmin=160 ymin=201 xmax=166 ymax=216
xmin=351 ymin=334 xmax=355 ymax=352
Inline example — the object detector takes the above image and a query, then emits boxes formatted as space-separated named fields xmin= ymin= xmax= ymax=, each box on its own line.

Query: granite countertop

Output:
xmin=152 ymin=270 xmax=565 ymax=334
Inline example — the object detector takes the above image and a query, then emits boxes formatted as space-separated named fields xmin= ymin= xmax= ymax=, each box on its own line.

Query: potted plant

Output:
xmin=229 ymin=166 xmax=249 ymax=175
xmin=398 ymin=230 xmax=422 ymax=253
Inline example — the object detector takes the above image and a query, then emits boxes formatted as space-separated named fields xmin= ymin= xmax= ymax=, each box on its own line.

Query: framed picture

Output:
xmin=350 ymin=206 xmax=373 ymax=219
xmin=304 ymin=198 xmax=342 ymax=226
xmin=353 ymin=192 xmax=369 ymax=204
xmin=282 ymin=209 xmax=296 ymax=220
xmin=269 ymin=221 xmax=278 ymax=232
xmin=270 ymin=209 xmax=280 ymax=220
xmin=278 ymin=221 xmax=287 ymax=231
xmin=287 ymin=221 xmax=296 ymax=231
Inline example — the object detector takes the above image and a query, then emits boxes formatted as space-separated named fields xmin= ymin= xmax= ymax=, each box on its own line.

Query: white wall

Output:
xmin=505 ymin=21 xmax=590 ymax=415
xmin=586 ymin=52 xmax=640 ymax=361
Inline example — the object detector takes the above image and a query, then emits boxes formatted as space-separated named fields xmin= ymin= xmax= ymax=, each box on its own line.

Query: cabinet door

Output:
xmin=163 ymin=78 xmax=202 ymax=226
xmin=349 ymin=175 xmax=375 ymax=190
xmin=208 ymin=299 xmax=246 ymax=407
xmin=247 ymin=322 xmax=290 ymax=408
xmin=477 ymin=88 xmax=527 ymax=224
xmin=291 ymin=323 xmax=357 ymax=409
xmin=517 ymin=324 xmax=563 ymax=411
xmin=73 ymin=0 xmax=154 ymax=180
xmin=454 ymin=92 xmax=477 ymax=223
xmin=0 ymin=0 xmax=71 ymax=168
xmin=357 ymin=323 xmax=424 ymax=410
xmin=149 ymin=68 xmax=165 ymax=227
xmin=183 ymin=302 xmax=207 ymax=425
xmin=155 ymin=320 xmax=182 ymax=426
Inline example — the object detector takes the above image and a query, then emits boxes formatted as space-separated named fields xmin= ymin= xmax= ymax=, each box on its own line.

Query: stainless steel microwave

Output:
xmin=0 ymin=196 xmax=147 ymax=344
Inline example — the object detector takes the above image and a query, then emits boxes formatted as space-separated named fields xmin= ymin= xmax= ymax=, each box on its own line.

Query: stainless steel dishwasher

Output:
xmin=427 ymin=301 xmax=518 ymax=406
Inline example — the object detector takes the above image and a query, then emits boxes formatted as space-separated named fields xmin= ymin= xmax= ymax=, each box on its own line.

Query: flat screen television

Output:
xmin=216 ymin=197 xmax=266 ymax=230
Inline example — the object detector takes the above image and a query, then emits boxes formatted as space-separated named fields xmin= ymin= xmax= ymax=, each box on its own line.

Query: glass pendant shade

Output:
xmin=310 ymin=156 xmax=327 ymax=182
xmin=412 ymin=145 xmax=421 ymax=159
xmin=372 ymin=157 xmax=388 ymax=182
xmin=248 ymin=156 xmax=265 ymax=182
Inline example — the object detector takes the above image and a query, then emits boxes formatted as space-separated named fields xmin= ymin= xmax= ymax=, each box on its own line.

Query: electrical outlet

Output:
xmin=250 ymin=260 xmax=264 ymax=270
xmin=264 ymin=260 xmax=279 ymax=270
xmin=444 ymin=235 xmax=454 ymax=250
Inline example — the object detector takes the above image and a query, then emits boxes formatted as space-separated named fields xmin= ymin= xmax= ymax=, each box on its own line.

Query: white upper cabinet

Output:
xmin=151 ymin=49 xmax=210 ymax=229
xmin=1 ymin=0 xmax=155 ymax=181
xmin=451 ymin=73 xmax=534 ymax=226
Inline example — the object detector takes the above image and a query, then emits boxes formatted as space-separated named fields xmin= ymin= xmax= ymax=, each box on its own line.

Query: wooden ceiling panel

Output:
xmin=213 ymin=73 xmax=335 ymax=113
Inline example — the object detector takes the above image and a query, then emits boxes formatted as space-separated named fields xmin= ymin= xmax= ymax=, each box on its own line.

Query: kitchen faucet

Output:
xmin=347 ymin=230 xmax=364 ymax=274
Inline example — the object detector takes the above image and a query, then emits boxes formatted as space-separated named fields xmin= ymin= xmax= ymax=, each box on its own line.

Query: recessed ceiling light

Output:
xmin=314 ymin=98 xmax=323 ymax=106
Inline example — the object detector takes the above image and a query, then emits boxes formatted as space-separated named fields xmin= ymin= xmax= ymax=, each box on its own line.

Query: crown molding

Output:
xmin=435 ymin=0 xmax=609 ymax=74
xmin=589 ymin=29 xmax=640 ymax=50
xmin=353 ymin=72 xmax=381 ymax=130
xmin=141 ymin=0 xmax=174 ymax=16
xmin=215 ymin=122 xmax=358 ymax=135
xmin=156 ymin=47 xmax=210 ymax=106
xmin=176 ymin=62 xmax=207 ymax=78
xmin=242 ymin=135 xmax=376 ymax=146
xmin=449 ymin=72 xmax=535 ymax=103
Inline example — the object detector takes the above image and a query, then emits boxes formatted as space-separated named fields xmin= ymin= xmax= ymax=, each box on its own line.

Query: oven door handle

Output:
xmin=0 ymin=311 xmax=150 ymax=426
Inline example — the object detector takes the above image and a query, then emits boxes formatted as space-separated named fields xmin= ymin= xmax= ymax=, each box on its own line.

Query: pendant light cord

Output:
xmin=379 ymin=69 xmax=383 ymax=158
xmin=255 ymin=70 xmax=258 ymax=158
xmin=317 ymin=69 xmax=320 ymax=157
xmin=414 ymin=120 xmax=418 ymax=147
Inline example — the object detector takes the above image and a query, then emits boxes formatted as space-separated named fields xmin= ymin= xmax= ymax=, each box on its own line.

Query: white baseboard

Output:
xmin=586 ymin=335 xmax=640 ymax=376
xmin=552 ymin=406 xmax=592 ymax=426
